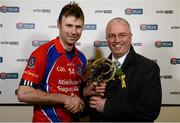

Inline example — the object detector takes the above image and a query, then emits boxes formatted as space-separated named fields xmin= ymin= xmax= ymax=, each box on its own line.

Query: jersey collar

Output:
xmin=53 ymin=37 xmax=78 ymax=55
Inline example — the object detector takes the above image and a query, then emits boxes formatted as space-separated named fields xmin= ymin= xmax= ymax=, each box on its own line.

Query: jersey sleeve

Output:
xmin=19 ymin=48 xmax=46 ymax=88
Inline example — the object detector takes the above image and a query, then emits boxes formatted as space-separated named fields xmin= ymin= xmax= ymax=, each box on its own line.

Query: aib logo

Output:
xmin=140 ymin=24 xmax=158 ymax=31
xmin=0 ymin=6 xmax=19 ymax=13
xmin=94 ymin=40 xmax=108 ymax=47
xmin=155 ymin=41 xmax=173 ymax=48
xmin=0 ymin=72 xmax=18 ymax=79
xmin=84 ymin=24 xmax=96 ymax=30
xmin=170 ymin=58 xmax=180 ymax=65
xmin=125 ymin=8 xmax=143 ymax=15
xmin=16 ymin=22 xmax=35 ymax=29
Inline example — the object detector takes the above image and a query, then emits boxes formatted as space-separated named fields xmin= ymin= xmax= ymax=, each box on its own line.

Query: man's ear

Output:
xmin=57 ymin=20 xmax=61 ymax=29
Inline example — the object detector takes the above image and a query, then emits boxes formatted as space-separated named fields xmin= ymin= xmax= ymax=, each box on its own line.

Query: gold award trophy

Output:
xmin=82 ymin=58 xmax=116 ymax=86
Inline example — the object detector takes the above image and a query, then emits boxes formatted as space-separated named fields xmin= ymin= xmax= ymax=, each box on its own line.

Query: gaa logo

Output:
xmin=0 ymin=6 xmax=19 ymax=13
xmin=16 ymin=22 xmax=35 ymax=29
xmin=94 ymin=40 xmax=108 ymax=47
xmin=0 ymin=6 xmax=8 ymax=13
xmin=155 ymin=41 xmax=161 ymax=48
xmin=170 ymin=58 xmax=180 ymax=65
xmin=125 ymin=8 xmax=143 ymax=15
xmin=0 ymin=72 xmax=6 ymax=79
xmin=140 ymin=24 xmax=158 ymax=31
xmin=0 ymin=72 xmax=18 ymax=79
xmin=155 ymin=41 xmax=173 ymax=48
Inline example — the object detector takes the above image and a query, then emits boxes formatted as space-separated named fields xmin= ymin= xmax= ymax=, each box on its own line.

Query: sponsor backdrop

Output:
xmin=0 ymin=0 xmax=180 ymax=104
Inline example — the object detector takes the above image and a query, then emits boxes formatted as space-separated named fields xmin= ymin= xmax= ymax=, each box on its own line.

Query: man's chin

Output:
xmin=67 ymin=41 xmax=76 ymax=46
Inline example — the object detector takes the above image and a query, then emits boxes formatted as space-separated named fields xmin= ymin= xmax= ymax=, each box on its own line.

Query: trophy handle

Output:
xmin=81 ymin=58 xmax=116 ymax=86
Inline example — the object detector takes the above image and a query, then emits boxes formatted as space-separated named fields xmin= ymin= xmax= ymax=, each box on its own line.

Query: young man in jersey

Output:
xmin=17 ymin=2 xmax=87 ymax=122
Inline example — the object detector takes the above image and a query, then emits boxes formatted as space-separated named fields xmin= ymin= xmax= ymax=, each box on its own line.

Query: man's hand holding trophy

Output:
xmin=82 ymin=58 xmax=117 ymax=112
xmin=82 ymin=58 xmax=116 ymax=97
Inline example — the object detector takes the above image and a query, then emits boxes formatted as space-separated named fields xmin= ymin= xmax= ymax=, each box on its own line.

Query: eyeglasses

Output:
xmin=107 ymin=33 xmax=130 ymax=40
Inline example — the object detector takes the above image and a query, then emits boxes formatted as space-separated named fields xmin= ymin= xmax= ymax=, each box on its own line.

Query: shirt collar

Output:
xmin=112 ymin=50 xmax=129 ymax=66
xmin=53 ymin=37 xmax=66 ymax=53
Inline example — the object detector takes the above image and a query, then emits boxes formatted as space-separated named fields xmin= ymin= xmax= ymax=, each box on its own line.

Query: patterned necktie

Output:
xmin=114 ymin=60 xmax=121 ymax=68
xmin=114 ymin=60 xmax=122 ymax=76
xmin=114 ymin=60 xmax=126 ymax=88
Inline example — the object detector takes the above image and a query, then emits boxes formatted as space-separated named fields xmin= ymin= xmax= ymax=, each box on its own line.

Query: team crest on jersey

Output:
xmin=27 ymin=57 xmax=36 ymax=68
xmin=77 ymin=64 xmax=83 ymax=75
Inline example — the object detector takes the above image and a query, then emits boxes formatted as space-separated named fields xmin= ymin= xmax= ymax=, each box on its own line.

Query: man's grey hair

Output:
xmin=106 ymin=17 xmax=132 ymax=34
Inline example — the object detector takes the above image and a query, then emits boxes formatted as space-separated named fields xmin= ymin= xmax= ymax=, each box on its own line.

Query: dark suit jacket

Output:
xmin=90 ymin=46 xmax=162 ymax=122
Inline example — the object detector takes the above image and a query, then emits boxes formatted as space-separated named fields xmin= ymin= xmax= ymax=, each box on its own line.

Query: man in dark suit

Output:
xmin=87 ymin=17 xmax=162 ymax=122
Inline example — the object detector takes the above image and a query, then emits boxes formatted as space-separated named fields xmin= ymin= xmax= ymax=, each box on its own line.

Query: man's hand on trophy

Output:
xmin=83 ymin=82 xmax=106 ymax=97
xmin=90 ymin=96 xmax=106 ymax=113
xmin=83 ymin=82 xmax=96 ymax=96
xmin=95 ymin=82 xmax=106 ymax=97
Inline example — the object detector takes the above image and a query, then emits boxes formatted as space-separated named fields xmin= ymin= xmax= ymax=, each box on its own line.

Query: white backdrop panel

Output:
xmin=0 ymin=0 xmax=180 ymax=104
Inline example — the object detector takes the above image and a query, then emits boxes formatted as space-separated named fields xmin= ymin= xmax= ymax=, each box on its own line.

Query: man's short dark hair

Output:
xmin=58 ymin=2 xmax=84 ymax=23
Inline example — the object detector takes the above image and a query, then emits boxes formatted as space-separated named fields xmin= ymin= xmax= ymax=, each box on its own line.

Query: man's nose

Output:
xmin=71 ymin=27 xmax=77 ymax=34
